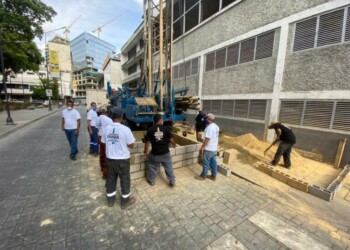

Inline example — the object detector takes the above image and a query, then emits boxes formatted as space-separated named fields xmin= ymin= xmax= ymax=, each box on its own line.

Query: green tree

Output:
xmin=31 ymin=78 xmax=59 ymax=100
xmin=0 ymin=0 xmax=56 ymax=72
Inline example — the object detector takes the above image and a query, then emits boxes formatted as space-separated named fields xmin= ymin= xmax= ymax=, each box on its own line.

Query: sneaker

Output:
xmin=147 ymin=179 xmax=155 ymax=186
xmin=70 ymin=156 xmax=76 ymax=161
xmin=206 ymin=175 xmax=216 ymax=181
xmin=169 ymin=182 xmax=176 ymax=187
xmin=194 ymin=176 xmax=206 ymax=180
xmin=121 ymin=197 xmax=136 ymax=210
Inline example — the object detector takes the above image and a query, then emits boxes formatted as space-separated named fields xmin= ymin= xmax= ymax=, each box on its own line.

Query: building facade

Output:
xmin=170 ymin=0 xmax=350 ymax=165
xmin=46 ymin=36 xmax=73 ymax=99
xmin=103 ymin=54 xmax=122 ymax=90
xmin=72 ymin=67 xmax=103 ymax=103
xmin=70 ymin=32 xmax=116 ymax=72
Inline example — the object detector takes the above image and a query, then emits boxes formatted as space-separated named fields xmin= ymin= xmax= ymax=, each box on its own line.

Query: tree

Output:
xmin=31 ymin=78 xmax=59 ymax=100
xmin=0 ymin=0 xmax=56 ymax=72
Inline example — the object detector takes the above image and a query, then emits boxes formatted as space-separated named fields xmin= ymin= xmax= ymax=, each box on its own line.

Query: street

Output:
xmin=0 ymin=108 xmax=349 ymax=249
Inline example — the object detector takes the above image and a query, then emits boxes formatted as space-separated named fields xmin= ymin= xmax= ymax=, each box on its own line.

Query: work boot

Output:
xmin=206 ymin=175 xmax=216 ymax=181
xmin=194 ymin=175 xmax=206 ymax=180
xmin=147 ymin=179 xmax=155 ymax=186
xmin=169 ymin=182 xmax=176 ymax=187
xmin=107 ymin=197 xmax=115 ymax=207
xmin=121 ymin=197 xmax=136 ymax=210
xmin=70 ymin=156 xmax=76 ymax=161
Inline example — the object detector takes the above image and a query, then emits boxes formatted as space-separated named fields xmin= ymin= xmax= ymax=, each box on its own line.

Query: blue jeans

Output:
xmin=65 ymin=129 xmax=78 ymax=157
xmin=89 ymin=126 xmax=99 ymax=153
xmin=201 ymin=150 xmax=217 ymax=177
xmin=148 ymin=153 xmax=175 ymax=184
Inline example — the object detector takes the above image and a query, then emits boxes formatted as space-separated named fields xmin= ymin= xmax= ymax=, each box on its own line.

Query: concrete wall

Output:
xmin=291 ymin=127 xmax=350 ymax=167
xmin=202 ymin=58 xmax=277 ymax=96
xmin=283 ymin=43 xmax=350 ymax=91
xmin=173 ymin=0 xmax=328 ymax=61
xmin=173 ymin=75 xmax=199 ymax=96
xmin=86 ymin=90 xmax=109 ymax=106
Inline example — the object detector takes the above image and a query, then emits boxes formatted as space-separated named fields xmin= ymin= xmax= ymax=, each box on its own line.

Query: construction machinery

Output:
xmin=107 ymin=0 xmax=198 ymax=129
xmin=63 ymin=15 xmax=81 ymax=41
xmin=93 ymin=14 xmax=123 ymax=38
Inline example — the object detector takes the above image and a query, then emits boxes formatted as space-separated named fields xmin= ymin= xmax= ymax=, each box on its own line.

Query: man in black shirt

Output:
xmin=144 ymin=114 xmax=177 ymax=187
xmin=265 ymin=122 xmax=296 ymax=169
xmin=195 ymin=110 xmax=207 ymax=142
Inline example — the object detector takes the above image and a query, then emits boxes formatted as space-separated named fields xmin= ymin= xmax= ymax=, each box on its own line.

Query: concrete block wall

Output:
xmin=130 ymin=140 xmax=202 ymax=181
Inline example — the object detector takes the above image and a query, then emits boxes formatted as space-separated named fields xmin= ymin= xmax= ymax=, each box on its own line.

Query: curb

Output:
xmin=0 ymin=108 xmax=63 ymax=140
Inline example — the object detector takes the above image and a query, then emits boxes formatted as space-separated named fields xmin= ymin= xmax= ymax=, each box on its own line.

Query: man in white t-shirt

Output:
xmin=195 ymin=113 xmax=220 ymax=181
xmin=97 ymin=105 xmax=113 ymax=179
xmin=61 ymin=100 xmax=81 ymax=161
xmin=103 ymin=108 xmax=136 ymax=209
xmin=87 ymin=102 xmax=99 ymax=155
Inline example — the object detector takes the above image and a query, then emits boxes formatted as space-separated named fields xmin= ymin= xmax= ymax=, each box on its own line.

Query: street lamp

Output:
xmin=0 ymin=38 xmax=14 ymax=125
xmin=44 ymin=26 xmax=66 ymax=111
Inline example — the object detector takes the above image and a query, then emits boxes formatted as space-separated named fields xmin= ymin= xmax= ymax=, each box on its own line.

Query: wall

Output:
xmin=173 ymin=75 xmax=199 ymax=96
xmin=173 ymin=0 xmax=328 ymax=61
xmin=283 ymin=43 xmax=350 ymax=91
xmin=86 ymin=90 xmax=109 ymax=106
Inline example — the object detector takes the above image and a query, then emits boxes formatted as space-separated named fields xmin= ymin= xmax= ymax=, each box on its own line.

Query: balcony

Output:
xmin=121 ymin=48 xmax=144 ymax=69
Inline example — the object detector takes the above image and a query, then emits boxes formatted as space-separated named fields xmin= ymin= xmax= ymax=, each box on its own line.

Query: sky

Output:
xmin=35 ymin=0 xmax=144 ymax=54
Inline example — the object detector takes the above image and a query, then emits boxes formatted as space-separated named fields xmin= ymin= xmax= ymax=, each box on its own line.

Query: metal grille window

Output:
xmin=215 ymin=48 xmax=226 ymax=69
xmin=202 ymin=100 xmax=211 ymax=113
xmin=173 ymin=57 xmax=199 ymax=79
xmin=249 ymin=100 xmax=267 ymax=120
xmin=178 ymin=62 xmax=186 ymax=78
xmin=294 ymin=7 xmax=350 ymax=52
xmin=234 ymin=100 xmax=249 ymax=118
xmin=255 ymin=31 xmax=275 ymax=60
xmin=205 ymin=52 xmax=215 ymax=72
xmin=226 ymin=43 xmax=239 ymax=67
xmin=279 ymin=100 xmax=350 ymax=132
xmin=127 ymin=64 xmax=137 ymax=75
xmin=239 ymin=38 xmax=255 ymax=64
xmin=185 ymin=61 xmax=191 ymax=76
xmin=173 ymin=65 xmax=179 ymax=79
xmin=317 ymin=9 xmax=344 ymax=47
xmin=222 ymin=100 xmax=234 ymax=116
xmin=191 ymin=58 xmax=199 ymax=75
xmin=211 ymin=100 xmax=222 ymax=115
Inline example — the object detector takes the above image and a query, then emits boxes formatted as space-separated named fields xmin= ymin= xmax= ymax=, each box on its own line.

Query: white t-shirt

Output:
xmin=87 ymin=109 xmax=98 ymax=127
xmin=62 ymin=108 xmax=81 ymax=129
xmin=104 ymin=123 xmax=135 ymax=159
xmin=204 ymin=123 xmax=220 ymax=152
xmin=97 ymin=115 xmax=113 ymax=143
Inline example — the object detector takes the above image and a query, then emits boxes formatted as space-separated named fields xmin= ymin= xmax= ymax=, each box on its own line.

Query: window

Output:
xmin=173 ymin=65 xmax=179 ymax=79
xmin=222 ymin=0 xmax=238 ymax=9
xmin=239 ymin=38 xmax=255 ymax=63
xmin=191 ymin=58 xmax=199 ymax=75
xmin=128 ymin=64 xmax=137 ymax=75
xmin=255 ymin=31 xmax=275 ymax=60
xmin=294 ymin=7 xmax=350 ymax=52
xmin=173 ymin=17 xmax=184 ymax=40
xmin=128 ymin=46 xmax=137 ymax=60
xmin=174 ymin=0 xmax=184 ymax=20
xmin=186 ymin=0 xmax=199 ymax=11
xmin=178 ymin=62 xmax=186 ymax=78
xmin=211 ymin=100 xmax=222 ymax=115
xmin=234 ymin=100 xmax=249 ymax=118
xmin=226 ymin=44 xmax=239 ymax=67
xmin=185 ymin=4 xmax=199 ymax=32
xmin=279 ymin=101 xmax=304 ymax=126
xmin=201 ymin=0 xmax=220 ymax=22
xmin=173 ymin=57 xmax=199 ymax=79
xmin=185 ymin=61 xmax=191 ymax=76
xmin=215 ymin=48 xmax=226 ymax=69
xmin=303 ymin=101 xmax=333 ymax=129
xmin=202 ymin=100 xmax=211 ymax=113
xmin=333 ymin=102 xmax=350 ymax=131
xmin=248 ymin=100 xmax=267 ymax=120
xmin=205 ymin=52 xmax=215 ymax=72
xmin=222 ymin=100 xmax=234 ymax=116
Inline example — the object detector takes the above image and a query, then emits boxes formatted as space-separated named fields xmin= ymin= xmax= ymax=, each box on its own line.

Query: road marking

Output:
xmin=206 ymin=233 xmax=247 ymax=250
xmin=249 ymin=210 xmax=330 ymax=250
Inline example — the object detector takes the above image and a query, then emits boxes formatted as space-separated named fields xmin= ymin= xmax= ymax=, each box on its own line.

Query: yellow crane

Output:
xmin=63 ymin=15 xmax=81 ymax=41
xmin=93 ymin=14 xmax=123 ymax=38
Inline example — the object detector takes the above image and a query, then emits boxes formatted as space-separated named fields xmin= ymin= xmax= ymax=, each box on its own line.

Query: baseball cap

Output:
xmin=112 ymin=108 xmax=123 ymax=118
xmin=99 ymin=105 xmax=108 ymax=113
xmin=207 ymin=113 xmax=215 ymax=121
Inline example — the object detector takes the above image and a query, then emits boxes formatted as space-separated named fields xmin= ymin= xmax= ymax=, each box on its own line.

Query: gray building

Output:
xmin=121 ymin=0 xmax=350 ymax=166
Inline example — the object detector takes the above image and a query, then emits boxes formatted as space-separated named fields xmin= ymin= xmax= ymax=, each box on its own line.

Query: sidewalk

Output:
xmin=0 ymin=107 xmax=62 ymax=139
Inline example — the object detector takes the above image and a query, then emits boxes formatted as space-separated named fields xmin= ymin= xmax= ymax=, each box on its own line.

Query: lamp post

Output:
xmin=44 ymin=26 xmax=66 ymax=111
xmin=0 ymin=38 xmax=14 ymax=125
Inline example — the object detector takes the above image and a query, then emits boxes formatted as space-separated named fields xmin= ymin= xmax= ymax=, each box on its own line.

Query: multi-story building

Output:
xmin=70 ymin=32 xmax=116 ymax=72
xmin=103 ymin=54 xmax=122 ymax=90
xmin=46 ymin=36 xmax=73 ymax=99
xmin=122 ymin=0 xmax=350 ymax=166
xmin=72 ymin=67 xmax=103 ymax=103
xmin=120 ymin=24 xmax=144 ymax=88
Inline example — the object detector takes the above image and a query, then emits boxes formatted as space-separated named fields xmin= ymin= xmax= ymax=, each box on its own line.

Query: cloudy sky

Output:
xmin=35 ymin=0 xmax=144 ymax=53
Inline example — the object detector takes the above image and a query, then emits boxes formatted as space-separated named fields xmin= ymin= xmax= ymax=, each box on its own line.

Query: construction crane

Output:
xmin=63 ymin=15 xmax=81 ymax=41
xmin=93 ymin=14 xmax=123 ymax=38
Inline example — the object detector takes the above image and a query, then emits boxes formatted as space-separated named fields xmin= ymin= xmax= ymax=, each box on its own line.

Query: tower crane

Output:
xmin=63 ymin=15 xmax=81 ymax=41
xmin=93 ymin=14 xmax=123 ymax=38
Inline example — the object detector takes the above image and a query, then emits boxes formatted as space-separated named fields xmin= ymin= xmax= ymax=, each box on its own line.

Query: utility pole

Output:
xmin=0 ymin=38 xmax=14 ymax=125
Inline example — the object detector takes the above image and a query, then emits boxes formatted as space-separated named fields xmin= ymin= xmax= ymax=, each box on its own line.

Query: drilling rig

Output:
xmin=108 ymin=0 xmax=198 ymax=129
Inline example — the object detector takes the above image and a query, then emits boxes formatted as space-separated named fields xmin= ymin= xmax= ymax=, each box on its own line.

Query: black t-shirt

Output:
xmin=145 ymin=125 xmax=172 ymax=155
xmin=275 ymin=124 xmax=296 ymax=144
xmin=195 ymin=112 xmax=206 ymax=131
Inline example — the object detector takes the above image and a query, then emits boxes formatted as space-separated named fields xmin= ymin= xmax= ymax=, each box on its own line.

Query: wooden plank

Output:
xmin=334 ymin=138 xmax=347 ymax=168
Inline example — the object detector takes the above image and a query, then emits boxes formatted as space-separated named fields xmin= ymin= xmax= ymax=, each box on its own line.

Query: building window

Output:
xmin=128 ymin=46 xmax=137 ymax=60
xmin=173 ymin=57 xmax=200 ymax=79
xmin=185 ymin=3 xmax=199 ymax=32
xmin=222 ymin=0 xmax=238 ymax=9
xmin=294 ymin=7 xmax=350 ymax=52
xmin=186 ymin=0 xmax=199 ymax=10
xmin=279 ymin=100 xmax=350 ymax=132
xmin=205 ymin=31 xmax=274 ymax=72
xmin=174 ymin=0 xmax=184 ymax=20
xmin=128 ymin=64 xmax=137 ymax=75
xmin=201 ymin=0 xmax=220 ymax=22
xmin=191 ymin=58 xmax=199 ymax=75
xmin=173 ymin=17 xmax=184 ymax=40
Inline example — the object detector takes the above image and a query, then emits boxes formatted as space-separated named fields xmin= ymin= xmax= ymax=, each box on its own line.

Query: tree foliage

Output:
xmin=0 ymin=0 xmax=56 ymax=72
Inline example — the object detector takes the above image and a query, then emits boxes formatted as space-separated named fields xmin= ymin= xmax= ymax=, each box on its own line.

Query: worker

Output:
xmin=87 ymin=102 xmax=99 ymax=155
xmin=195 ymin=110 xmax=207 ymax=142
xmin=61 ymin=100 xmax=81 ymax=161
xmin=195 ymin=113 xmax=220 ymax=181
xmin=97 ymin=105 xmax=113 ymax=179
xmin=265 ymin=122 xmax=296 ymax=169
xmin=144 ymin=114 xmax=177 ymax=187
xmin=103 ymin=108 xmax=136 ymax=209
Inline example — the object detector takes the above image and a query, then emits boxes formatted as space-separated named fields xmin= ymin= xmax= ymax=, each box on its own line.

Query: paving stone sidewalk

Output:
xmin=0 ymin=109 xmax=349 ymax=249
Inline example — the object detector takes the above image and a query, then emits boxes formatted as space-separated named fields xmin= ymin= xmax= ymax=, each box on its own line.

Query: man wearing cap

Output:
xmin=97 ymin=105 xmax=113 ymax=179
xmin=103 ymin=109 xmax=136 ymax=209
xmin=143 ymin=114 xmax=177 ymax=187
xmin=195 ymin=113 xmax=220 ymax=181
xmin=195 ymin=110 xmax=207 ymax=142
xmin=87 ymin=102 xmax=99 ymax=155
xmin=265 ymin=122 xmax=296 ymax=169
xmin=61 ymin=100 xmax=81 ymax=161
